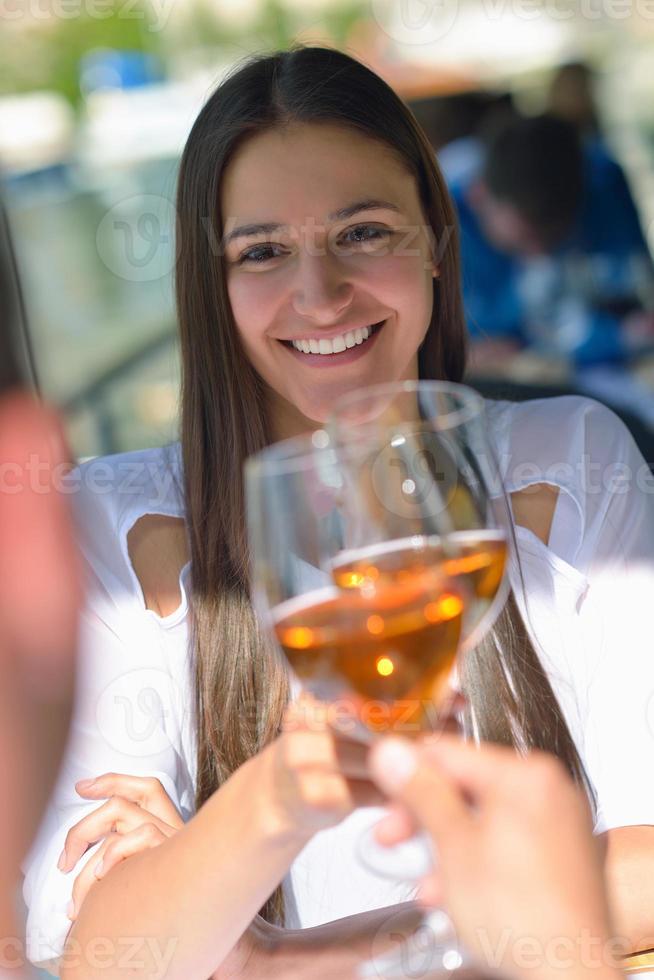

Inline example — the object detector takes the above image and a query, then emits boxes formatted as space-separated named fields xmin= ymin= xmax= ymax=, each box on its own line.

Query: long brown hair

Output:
xmin=175 ymin=45 xmax=589 ymax=924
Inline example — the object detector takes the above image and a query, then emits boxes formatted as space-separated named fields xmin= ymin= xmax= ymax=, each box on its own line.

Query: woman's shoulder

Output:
xmin=487 ymin=394 xmax=649 ymax=570
xmin=70 ymin=443 xmax=183 ymax=524
xmin=66 ymin=443 xmax=185 ymax=583
xmin=486 ymin=394 xmax=639 ymax=489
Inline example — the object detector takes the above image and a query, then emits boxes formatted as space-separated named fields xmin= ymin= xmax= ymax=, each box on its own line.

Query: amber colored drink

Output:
xmin=440 ymin=530 xmax=508 ymax=636
xmin=273 ymin=541 xmax=464 ymax=735
xmin=333 ymin=530 xmax=507 ymax=645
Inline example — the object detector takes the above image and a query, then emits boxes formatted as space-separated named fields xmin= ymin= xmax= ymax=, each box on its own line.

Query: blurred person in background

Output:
xmin=0 ymin=200 xmax=80 ymax=974
xmin=19 ymin=46 xmax=654 ymax=980
xmin=411 ymin=90 xmax=511 ymax=186
xmin=449 ymin=112 xmax=654 ymax=372
xmin=546 ymin=60 xmax=599 ymax=138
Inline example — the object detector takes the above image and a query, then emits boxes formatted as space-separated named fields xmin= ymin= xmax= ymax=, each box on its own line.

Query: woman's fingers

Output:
xmin=75 ymin=772 xmax=184 ymax=829
xmin=68 ymin=835 xmax=111 ymax=921
xmin=95 ymin=821 xmax=173 ymax=881
xmin=369 ymin=738 xmax=472 ymax=851
xmin=373 ymin=802 xmax=417 ymax=847
xmin=417 ymin=873 xmax=444 ymax=908
xmin=68 ymin=822 xmax=172 ymax=921
xmin=58 ymin=796 xmax=175 ymax=873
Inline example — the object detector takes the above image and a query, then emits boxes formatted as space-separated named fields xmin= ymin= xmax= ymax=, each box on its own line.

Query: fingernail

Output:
xmin=371 ymin=739 xmax=418 ymax=793
xmin=94 ymin=860 xmax=104 ymax=878
xmin=76 ymin=778 xmax=95 ymax=791
xmin=66 ymin=900 xmax=75 ymax=921
xmin=57 ymin=849 xmax=67 ymax=871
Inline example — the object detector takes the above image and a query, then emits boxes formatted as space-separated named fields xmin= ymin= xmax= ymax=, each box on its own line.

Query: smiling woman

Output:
xmin=21 ymin=44 xmax=654 ymax=980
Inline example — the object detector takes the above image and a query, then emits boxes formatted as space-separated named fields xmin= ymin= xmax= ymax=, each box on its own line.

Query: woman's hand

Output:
xmin=369 ymin=736 xmax=621 ymax=980
xmin=58 ymin=773 xmax=184 ymax=921
xmin=255 ymin=695 xmax=385 ymax=845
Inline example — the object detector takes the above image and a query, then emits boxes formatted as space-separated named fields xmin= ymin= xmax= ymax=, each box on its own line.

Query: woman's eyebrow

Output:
xmin=221 ymin=198 xmax=403 ymax=249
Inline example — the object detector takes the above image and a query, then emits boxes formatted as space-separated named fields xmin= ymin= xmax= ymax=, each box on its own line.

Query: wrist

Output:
xmin=238 ymin=752 xmax=314 ymax=854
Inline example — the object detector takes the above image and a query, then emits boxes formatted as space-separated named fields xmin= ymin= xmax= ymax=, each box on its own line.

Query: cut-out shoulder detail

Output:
xmin=510 ymin=483 xmax=560 ymax=547
xmin=127 ymin=514 xmax=190 ymax=618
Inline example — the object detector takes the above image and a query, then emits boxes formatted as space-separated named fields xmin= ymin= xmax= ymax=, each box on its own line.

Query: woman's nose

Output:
xmin=291 ymin=251 xmax=354 ymax=323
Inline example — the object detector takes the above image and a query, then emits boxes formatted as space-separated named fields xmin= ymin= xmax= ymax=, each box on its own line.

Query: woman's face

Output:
xmin=221 ymin=122 xmax=438 ymax=434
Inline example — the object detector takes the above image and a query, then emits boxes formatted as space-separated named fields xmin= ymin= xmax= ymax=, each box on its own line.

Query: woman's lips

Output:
xmin=280 ymin=320 xmax=385 ymax=367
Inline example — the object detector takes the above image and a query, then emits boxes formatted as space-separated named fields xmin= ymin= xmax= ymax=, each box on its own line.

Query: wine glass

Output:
xmin=246 ymin=428 xmax=470 ymax=974
xmin=245 ymin=427 xmax=467 ymax=744
xmin=327 ymin=379 xmax=513 ymax=977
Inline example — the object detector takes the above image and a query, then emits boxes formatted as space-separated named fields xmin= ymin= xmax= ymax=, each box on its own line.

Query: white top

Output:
xmin=23 ymin=396 xmax=654 ymax=974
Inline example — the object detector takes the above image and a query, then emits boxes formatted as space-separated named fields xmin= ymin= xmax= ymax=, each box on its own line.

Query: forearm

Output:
xmin=251 ymin=903 xmax=423 ymax=980
xmin=60 ymin=759 xmax=307 ymax=980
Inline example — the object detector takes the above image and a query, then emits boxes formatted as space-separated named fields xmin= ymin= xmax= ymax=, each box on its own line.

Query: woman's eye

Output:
xmin=343 ymin=224 xmax=392 ymax=245
xmin=237 ymin=244 xmax=284 ymax=265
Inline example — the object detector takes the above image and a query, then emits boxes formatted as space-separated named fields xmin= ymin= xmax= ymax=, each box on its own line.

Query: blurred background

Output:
xmin=3 ymin=0 xmax=654 ymax=463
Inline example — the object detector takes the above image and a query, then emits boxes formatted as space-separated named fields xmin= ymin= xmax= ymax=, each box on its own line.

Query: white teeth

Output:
xmin=289 ymin=322 xmax=381 ymax=356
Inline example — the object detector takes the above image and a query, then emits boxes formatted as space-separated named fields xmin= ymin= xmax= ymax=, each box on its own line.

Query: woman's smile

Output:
xmin=279 ymin=319 xmax=386 ymax=367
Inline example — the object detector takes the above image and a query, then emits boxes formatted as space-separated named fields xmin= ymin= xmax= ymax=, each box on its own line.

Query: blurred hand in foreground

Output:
xmin=0 ymin=390 xmax=80 ymax=934
xmin=369 ymin=736 xmax=622 ymax=980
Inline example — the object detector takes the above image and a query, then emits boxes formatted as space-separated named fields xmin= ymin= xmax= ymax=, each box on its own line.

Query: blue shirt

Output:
xmin=447 ymin=137 xmax=654 ymax=366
